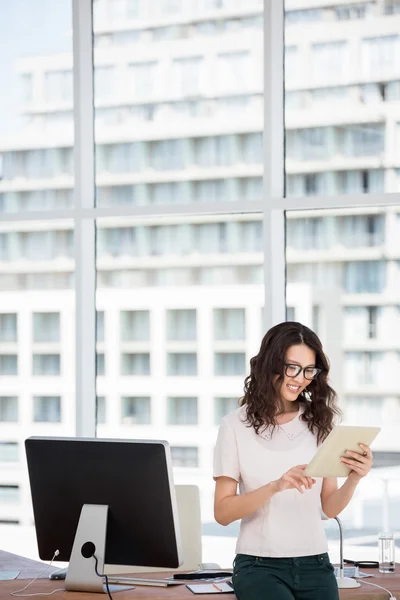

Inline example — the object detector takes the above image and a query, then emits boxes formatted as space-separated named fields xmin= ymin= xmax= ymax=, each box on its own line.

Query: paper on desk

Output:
xmin=0 ymin=571 xmax=20 ymax=580
xmin=187 ymin=582 xmax=234 ymax=594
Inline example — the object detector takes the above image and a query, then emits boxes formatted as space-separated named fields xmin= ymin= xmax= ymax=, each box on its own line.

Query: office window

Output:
xmin=344 ymin=124 xmax=384 ymax=157
xmin=286 ymin=217 xmax=327 ymax=250
xmin=168 ymin=397 xmax=198 ymax=425
xmin=99 ymin=225 xmax=137 ymax=256
xmin=345 ymin=352 xmax=385 ymax=386
xmin=0 ymin=314 xmax=17 ymax=342
xmin=167 ymin=309 xmax=197 ymax=341
xmin=385 ymin=1 xmax=400 ymax=14
xmin=20 ymin=73 xmax=33 ymax=105
xmin=217 ymin=52 xmax=250 ymax=92
xmin=0 ymin=396 xmax=18 ymax=422
xmin=195 ymin=135 xmax=237 ymax=167
xmin=0 ymin=485 xmax=20 ymax=504
xmin=286 ymin=9 xmax=323 ymax=24
xmin=121 ymin=396 xmax=151 ymax=424
xmin=97 ymin=185 xmax=137 ymax=207
xmin=154 ymin=0 xmax=181 ymax=16
xmin=120 ymin=310 xmax=150 ymax=342
xmin=362 ymin=36 xmax=400 ymax=77
xmin=129 ymin=62 xmax=157 ymax=100
xmin=172 ymin=57 xmax=203 ymax=96
xmin=287 ymin=128 xmax=329 ymax=161
xmin=167 ymin=353 xmax=197 ymax=375
xmin=337 ymin=170 xmax=384 ymax=194
xmin=150 ymin=182 xmax=190 ymax=205
xmin=286 ymin=307 xmax=295 ymax=321
xmin=241 ymin=177 xmax=263 ymax=201
xmin=215 ymin=352 xmax=246 ymax=376
xmin=32 ymin=354 xmax=60 ymax=375
xmin=242 ymin=133 xmax=263 ymax=164
xmin=214 ymin=308 xmax=245 ymax=340
xmin=214 ymin=397 xmax=238 ymax=424
xmin=33 ymin=396 xmax=61 ymax=422
xmin=45 ymin=70 xmax=73 ymax=103
xmin=344 ymin=306 xmax=382 ymax=341
xmin=346 ymin=396 xmax=383 ymax=425
xmin=367 ymin=306 xmax=378 ymax=339
xmin=150 ymin=139 xmax=186 ymax=171
xmin=312 ymin=305 xmax=321 ymax=335
xmin=286 ymin=173 xmax=328 ymax=197
xmin=285 ymin=46 xmax=299 ymax=83
xmin=336 ymin=4 xmax=371 ymax=20
xmin=0 ymin=442 xmax=18 ymax=462
xmin=95 ymin=66 xmax=115 ymax=101
xmin=311 ymin=86 xmax=350 ymax=105
xmin=33 ymin=312 xmax=60 ymax=343
xmin=311 ymin=41 xmax=348 ymax=80
xmin=96 ymin=396 xmax=106 ymax=424
xmin=338 ymin=214 xmax=384 ymax=247
xmin=344 ymin=261 xmax=386 ymax=293
xmin=171 ymin=446 xmax=198 ymax=468
xmin=0 ymin=354 xmax=18 ymax=376
xmin=97 ymin=143 xmax=144 ymax=175
xmin=121 ymin=353 xmax=150 ymax=375
xmin=96 ymin=311 xmax=104 ymax=342
xmin=96 ymin=353 xmax=105 ymax=376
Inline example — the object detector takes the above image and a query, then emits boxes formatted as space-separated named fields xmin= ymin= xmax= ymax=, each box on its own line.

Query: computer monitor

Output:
xmin=25 ymin=436 xmax=182 ymax=594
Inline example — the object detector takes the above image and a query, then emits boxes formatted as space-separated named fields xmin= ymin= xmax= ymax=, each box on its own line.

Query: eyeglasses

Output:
xmin=284 ymin=364 xmax=321 ymax=381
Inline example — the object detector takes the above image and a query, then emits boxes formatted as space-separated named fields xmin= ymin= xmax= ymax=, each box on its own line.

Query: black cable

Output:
xmin=93 ymin=554 xmax=113 ymax=600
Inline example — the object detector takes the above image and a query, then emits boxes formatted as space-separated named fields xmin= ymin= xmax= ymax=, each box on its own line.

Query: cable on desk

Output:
xmin=357 ymin=578 xmax=396 ymax=599
xmin=11 ymin=550 xmax=64 ymax=597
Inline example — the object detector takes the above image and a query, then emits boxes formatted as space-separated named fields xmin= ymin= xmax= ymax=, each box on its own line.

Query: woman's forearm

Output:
xmin=215 ymin=482 xmax=279 ymax=526
xmin=322 ymin=477 xmax=359 ymax=518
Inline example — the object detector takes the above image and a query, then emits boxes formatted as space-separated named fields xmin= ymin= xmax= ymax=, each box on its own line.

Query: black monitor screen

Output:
xmin=25 ymin=437 xmax=182 ymax=568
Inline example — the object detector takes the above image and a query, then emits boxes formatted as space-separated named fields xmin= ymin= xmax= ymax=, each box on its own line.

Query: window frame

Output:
xmin=1 ymin=0 xmax=399 ymax=436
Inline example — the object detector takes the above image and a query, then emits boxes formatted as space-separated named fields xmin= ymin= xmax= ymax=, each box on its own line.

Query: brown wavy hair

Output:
xmin=240 ymin=321 xmax=341 ymax=444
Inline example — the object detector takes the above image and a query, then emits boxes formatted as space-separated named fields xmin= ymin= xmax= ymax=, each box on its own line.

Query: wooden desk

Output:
xmin=1 ymin=551 xmax=400 ymax=599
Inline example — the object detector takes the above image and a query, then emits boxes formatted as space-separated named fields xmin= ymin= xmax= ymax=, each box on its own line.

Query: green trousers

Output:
xmin=232 ymin=553 xmax=339 ymax=600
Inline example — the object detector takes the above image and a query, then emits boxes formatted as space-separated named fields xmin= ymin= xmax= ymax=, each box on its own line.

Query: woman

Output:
xmin=213 ymin=321 xmax=373 ymax=600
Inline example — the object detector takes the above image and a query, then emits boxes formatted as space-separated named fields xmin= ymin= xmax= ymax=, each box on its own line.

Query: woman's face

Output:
xmin=277 ymin=343 xmax=316 ymax=406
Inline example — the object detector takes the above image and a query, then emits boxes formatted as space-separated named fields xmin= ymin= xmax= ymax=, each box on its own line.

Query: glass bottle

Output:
xmin=378 ymin=532 xmax=395 ymax=573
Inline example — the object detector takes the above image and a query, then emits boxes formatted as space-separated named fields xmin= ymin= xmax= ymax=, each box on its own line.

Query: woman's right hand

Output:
xmin=273 ymin=465 xmax=316 ymax=494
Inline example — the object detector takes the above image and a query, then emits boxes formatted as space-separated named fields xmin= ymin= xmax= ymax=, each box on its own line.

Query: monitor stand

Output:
xmin=65 ymin=504 xmax=134 ymax=594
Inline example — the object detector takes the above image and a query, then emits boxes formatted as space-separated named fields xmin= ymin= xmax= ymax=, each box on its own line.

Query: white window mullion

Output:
xmin=73 ymin=0 xmax=96 ymax=437
xmin=264 ymin=0 xmax=285 ymax=328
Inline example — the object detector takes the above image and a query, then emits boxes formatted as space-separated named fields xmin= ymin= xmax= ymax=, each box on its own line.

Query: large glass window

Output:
xmin=33 ymin=396 xmax=62 ymax=422
xmin=0 ymin=397 xmax=18 ymax=422
xmin=168 ymin=397 xmax=198 ymax=425
xmin=286 ymin=206 xmax=400 ymax=559
xmin=285 ymin=4 xmax=400 ymax=196
xmin=93 ymin=0 xmax=264 ymax=561
xmin=0 ymin=314 xmax=17 ymax=342
xmin=33 ymin=313 xmax=60 ymax=343
xmin=0 ymin=0 xmax=74 ymax=549
xmin=214 ymin=396 xmax=238 ymax=424
xmin=121 ymin=396 xmax=151 ymax=425
xmin=167 ymin=310 xmax=197 ymax=341
xmin=0 ymin=442 xmax=19 ymax=462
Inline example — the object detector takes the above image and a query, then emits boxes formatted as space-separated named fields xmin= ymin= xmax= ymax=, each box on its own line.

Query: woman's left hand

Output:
xmin=341 ymin=443 xmax=373 ymax=482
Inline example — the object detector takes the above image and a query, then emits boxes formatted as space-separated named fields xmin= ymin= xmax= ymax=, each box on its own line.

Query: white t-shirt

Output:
xmin=213 ymin=402 xmax=328 ymax=558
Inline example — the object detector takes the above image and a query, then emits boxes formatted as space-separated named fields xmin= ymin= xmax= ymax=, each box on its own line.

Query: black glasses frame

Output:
xmin=283 ymin=363 xmax=321 ymax=381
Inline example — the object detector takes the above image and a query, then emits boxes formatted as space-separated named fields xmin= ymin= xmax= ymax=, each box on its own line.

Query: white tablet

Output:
xmin=303 ymin=425 xmax=381 ymax=478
